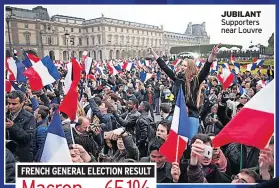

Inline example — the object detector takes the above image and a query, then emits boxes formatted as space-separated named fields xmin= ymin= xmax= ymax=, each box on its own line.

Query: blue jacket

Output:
xmin=33 ymin=120 xmax=48 ymax=161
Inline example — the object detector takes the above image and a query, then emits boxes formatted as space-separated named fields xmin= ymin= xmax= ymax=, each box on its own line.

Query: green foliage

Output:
xmin=268 ymin=33 xmax=274 ymax=47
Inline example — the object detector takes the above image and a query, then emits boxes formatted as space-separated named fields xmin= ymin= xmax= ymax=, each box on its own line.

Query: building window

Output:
xmin=25 ymin=34 xmax=30 ymax=45
xmin=71 ymin=28 xmax=74 ymax=32
xmin=64 ymin=27 xmax=66 ymax=31
xmin=109 ymin=26 xmax=111 ymax=31
xmin=24 ymin=24 xmax=28 ymax=29
xmin=121 ymin=28 xmax=123 ymax=32
xmin=92 ymin=36 xmax=95 ymax=45
xmin=47 ymin=36 xmax=52 ymax=45
xmin=98 ymin=35 xmax=101 ymax=44
xmin=86 ymin=28 xmax=88 ymax=33
xmin=63 ymin=37 xmax=66 ymax=45
xmin=79 ymin=38 xmax=82 ymax=45
xmin=70 ymin=37 xmax=75 ymax=45
xmin=115 ymin=27 xmax=117 ymax=32
xmin=87 ymin=38 xmax=89 ymax=46
xmin=98 ymin=26 xmax=100 ymax=31
xmin=137 ymin=30 xmax=139 ymax=34
xmin=79 ymin=29 xmax=81 ymax=33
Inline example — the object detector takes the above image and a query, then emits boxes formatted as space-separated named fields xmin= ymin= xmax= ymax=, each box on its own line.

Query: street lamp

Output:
xmin=64 ymin=30 xmax=70 ymax=60
xmin=40 ymin=30 xmax=44 ymax=57
xmin=6 ymin=7 xmax=13 ymax=55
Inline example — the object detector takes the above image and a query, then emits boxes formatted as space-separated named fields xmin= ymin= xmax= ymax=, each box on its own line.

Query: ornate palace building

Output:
xmin=5 ymin=6 xmax=210 ymax=61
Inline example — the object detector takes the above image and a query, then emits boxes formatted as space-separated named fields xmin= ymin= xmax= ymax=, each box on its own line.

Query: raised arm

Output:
xmin=198 ymin=43 xmax=220 ymax=84
xmin=149 ymin=48 xmax=177 ymax=81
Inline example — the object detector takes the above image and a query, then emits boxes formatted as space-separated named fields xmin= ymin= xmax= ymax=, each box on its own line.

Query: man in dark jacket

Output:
xmin=73 ymin=116 xmax=101 ymax=157
xmin=142 ymin=85 xmax=155 ymax=110
xmin=113 ymin=98 xmax=141 ymax=138
xmin=60 ymin=112 xmax=74 ymax=145
xmin=6 ymin=148 xmax=16 ymax=183
xmin=6 ymin=90 xmax=36 ymax=162
xmin=33 ymin=105 xmax=50 ymax=161
xmin=136 ymin=101 xmax=155 ymax=158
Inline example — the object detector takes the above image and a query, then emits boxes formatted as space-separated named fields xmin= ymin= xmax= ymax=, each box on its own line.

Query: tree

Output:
xmin=266 ymin=33 xmax=274 ymax=55
xmin=268 ymin=33 xmax=274 ymax=48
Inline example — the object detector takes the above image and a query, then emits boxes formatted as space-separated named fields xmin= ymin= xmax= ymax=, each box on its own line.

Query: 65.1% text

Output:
xmin=105 ymin=179 xmax=150 ymax=188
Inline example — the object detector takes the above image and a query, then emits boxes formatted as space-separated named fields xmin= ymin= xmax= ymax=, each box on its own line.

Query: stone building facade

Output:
xmin=5 ymin=6 xmax=210 ymax=61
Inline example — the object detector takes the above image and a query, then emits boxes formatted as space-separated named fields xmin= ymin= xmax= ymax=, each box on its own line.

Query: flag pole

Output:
xmin=175 ymin=136 xmax=180 ymax=163
xmin=70 ymin=124 xmax=76 ymax=145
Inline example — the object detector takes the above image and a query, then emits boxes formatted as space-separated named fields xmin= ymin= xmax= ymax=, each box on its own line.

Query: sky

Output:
xmin=8 ymin=5 xmax=275 ymax=48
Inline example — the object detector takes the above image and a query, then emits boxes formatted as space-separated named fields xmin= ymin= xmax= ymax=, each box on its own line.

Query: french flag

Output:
xmin=114 ymin=64 xmax=122 ymax=72
xmin=6 ymin=80 xmax=14 ymax=93
xmin=122 ymin=61 xmax=135 ymax=71
xmin=140 ymin=71 xmax=152 ymax=83
xmin=253 ymin=58 xmax=264 ymax=67
xmin=222 ymin=63 xmax=230 ymax=70
xmin=160 ymin=86 xmax=196 ymax=163
xmin=217 ymin=68 xmax=234 ymax=90
xmin=233 ymin=62 xmax=241 ymax=74
xmin=59 ymin=58 xmax=81 ymax=121
xmin=84 ymin=56 xmax=93 ymax=75
xmin=173 ymin=59 xmax=182 ymax=66
xmin=5 ymin=80 xmax=24 ymax=93
xmin=87 ymin=74 xmax=95 ymax=81
xmin=6 ymin=57 xmax=26 ymax=82
xmin=39 ymin=110 xmax=72 ymax=162
xmin=108 ymin=63 xmax=119 ymax=76
xmin=23 ymin=54 xmax=60 ymax=91
xmin=6 ymin=57 xmax=17 ymax=81
xmin=96 ymin=66 xmax=104 ymax=75
xmin=210 ymin=61 xmax=219 ymax=74
xmin=244 ymin=63 xmax=257 ymax=72
xmin=213 ymin=80 xmax=274 ymax=149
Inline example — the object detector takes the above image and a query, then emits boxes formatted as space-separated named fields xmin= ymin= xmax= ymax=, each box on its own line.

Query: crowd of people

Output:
xmin=5 ymin=45 xmax=275 ymax=184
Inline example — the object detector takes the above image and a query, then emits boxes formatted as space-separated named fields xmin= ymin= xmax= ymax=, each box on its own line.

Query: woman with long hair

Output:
xmin=148 ymin=44 xmax=220 ymax=129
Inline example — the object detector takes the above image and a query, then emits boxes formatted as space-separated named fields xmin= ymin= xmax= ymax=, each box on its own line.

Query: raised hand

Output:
xmin=171 ymin=162 xmax=181 ymax=183
xmin=190 ymin=139 xmax=204 ymax=165
xmin=71 ymin=144 xmax=91 ymax=162
xmin=259 ymin=148 xmax=273 ymax=180
xmin=208 ymin=43 xmax=221 ymax=63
